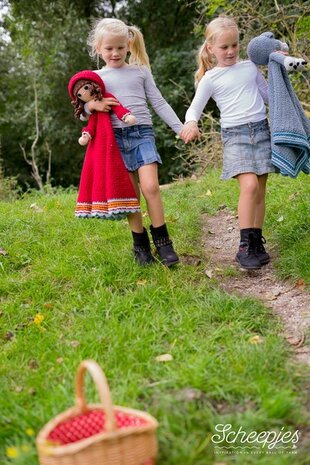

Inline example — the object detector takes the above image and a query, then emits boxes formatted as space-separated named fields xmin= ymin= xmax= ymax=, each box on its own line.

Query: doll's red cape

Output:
xmin=68 ymin=70 xmax=140 ymax=219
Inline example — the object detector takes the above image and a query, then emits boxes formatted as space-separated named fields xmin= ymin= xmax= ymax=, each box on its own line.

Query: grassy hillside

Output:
xmin=0 ymin=171 xmax=309 ymax=465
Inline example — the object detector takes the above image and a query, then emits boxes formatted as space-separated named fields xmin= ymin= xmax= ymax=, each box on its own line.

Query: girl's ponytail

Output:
xmin=195 ymin=40 xmax=213 ymax=84
xmin=128 ymin=26 xmax=151 ymax=69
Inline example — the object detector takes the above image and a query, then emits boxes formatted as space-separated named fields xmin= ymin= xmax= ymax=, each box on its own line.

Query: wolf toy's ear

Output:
xmin=261 ymin=32 xmax=274 ymax=39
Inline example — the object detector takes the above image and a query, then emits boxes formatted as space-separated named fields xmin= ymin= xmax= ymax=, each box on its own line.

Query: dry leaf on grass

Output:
xmin=249 ymin=335 xmax=264 ymax=345
xmin=155 ymin=353 xmax=173 ymax=362
xmin=295 ymin=279 xmax=306 ymax=290
xmin=205 ymin=269 xmax=213 ymax=279
xmin=30 ymin=203 xmax=44 ymax=213
xmin=0 ymin=247 xmax=8 ymax=256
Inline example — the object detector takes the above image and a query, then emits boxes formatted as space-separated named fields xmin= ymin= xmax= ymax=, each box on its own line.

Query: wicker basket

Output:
xmin=36 ymin=360 xmax=158 ymax=465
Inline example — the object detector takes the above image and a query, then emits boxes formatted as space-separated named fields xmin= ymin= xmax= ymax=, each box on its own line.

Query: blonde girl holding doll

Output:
xmin=84 ymin=18 xmax=183 ymax=267
xmin=181 ymin=16 xmax=274 ymax=270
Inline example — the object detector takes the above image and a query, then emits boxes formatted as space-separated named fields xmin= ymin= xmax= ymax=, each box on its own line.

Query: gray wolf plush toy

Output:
xmin=247 ymin=32 xmax=309 ymax=177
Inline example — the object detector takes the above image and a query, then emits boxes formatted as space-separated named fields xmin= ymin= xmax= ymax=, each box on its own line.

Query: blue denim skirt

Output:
xmin=114 ymin=125 xmax=162 ymax=172
xmin=221 ymin=119 xmax=275 ymax=179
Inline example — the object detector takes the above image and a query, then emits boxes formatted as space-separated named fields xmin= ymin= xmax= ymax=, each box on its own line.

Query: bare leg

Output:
xmin=254 ymin=174 xmax=268 ymax=228
xmin=236 ymin=173 xmax=259 ymax=229
xmin=138 ymin=163 xmax=165 ymax=227
xmin=126 ymin=171 xmax=144 ymax=233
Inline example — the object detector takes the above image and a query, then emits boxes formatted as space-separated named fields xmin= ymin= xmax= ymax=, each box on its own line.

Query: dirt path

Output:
xmin=201 ymin=210 xmax=310 ymax=365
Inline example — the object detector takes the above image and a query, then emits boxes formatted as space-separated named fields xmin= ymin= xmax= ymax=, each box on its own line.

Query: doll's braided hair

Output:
xmin=71 ymin=80 xmax=103 ymax=119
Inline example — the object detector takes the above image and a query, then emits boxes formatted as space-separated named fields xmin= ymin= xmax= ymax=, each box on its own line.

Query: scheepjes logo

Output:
xmin=211 ymin=424 xmax=300 ymax=455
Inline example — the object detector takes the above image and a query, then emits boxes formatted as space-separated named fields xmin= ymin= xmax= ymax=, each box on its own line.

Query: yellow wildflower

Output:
xmin=21 ymin=445 xmax=30 ymax=452
xmin=26 ymin=427 xmax=34 ymax=436
xmin=6 ymin=446 xmax=20 ymax=458
xmin=33 ymin=313 xmax=44 ymax=325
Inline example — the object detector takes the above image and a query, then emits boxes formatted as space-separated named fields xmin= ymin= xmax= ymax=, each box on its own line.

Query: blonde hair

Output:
xmin=88 ymin=18 xmax=150 ymax=69
xmin=195 ymin=16 xmax=239 ymax=84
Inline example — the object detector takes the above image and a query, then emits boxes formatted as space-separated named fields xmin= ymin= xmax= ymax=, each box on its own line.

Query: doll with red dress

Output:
xmin=68 ymin=70 xmax=140 ymax=219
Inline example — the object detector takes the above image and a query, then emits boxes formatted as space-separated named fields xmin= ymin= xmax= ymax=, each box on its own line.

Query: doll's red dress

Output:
xmin=68 ymin=70 xmax=140 ymax=219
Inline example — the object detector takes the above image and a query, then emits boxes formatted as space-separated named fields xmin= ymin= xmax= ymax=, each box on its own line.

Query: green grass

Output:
xmin=0 ymin=171 xmax=309 ymax=465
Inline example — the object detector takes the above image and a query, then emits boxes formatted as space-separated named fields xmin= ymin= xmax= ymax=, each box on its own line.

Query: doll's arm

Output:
xmin=270 ymin=51 xmax=307 ymax=71
xmin=79 ymin=132 xmax=91 ymax=146
xmin=104 ymin=92 xmax=137 ymax=124
xmin=78 ymin=114 xmax=97 ymax=145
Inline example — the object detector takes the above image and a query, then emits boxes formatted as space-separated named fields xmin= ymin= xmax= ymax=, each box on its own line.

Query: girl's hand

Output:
xmin=123 ymin=114 xmax=137 ymax=125
xmin=88 ymin=98 xmax=118 ymax=112
xmin=180 ymin=121 xmax=201 ymax=144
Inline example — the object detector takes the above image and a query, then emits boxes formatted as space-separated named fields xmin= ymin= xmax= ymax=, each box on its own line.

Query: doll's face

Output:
xmin=76 ymin=84 xmax=94 ymax=103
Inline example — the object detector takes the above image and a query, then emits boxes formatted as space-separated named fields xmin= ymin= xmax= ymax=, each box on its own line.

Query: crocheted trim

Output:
xmin=75 ymin=199 xmax=140 ymax=220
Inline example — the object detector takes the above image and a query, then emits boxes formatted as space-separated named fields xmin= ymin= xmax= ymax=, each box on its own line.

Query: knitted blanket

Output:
xmin=268 ymin=52 xmax=310 ymax=177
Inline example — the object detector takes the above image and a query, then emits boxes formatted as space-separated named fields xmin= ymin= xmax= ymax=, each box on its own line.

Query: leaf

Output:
xmin=277 ymin=215 xmax=284 ymax=222
xmin=206 ymin=189 xmax=212 ymax=196
xmin=249 ymin=335 xmax=264 ymax=345
xmin=295 ymin=279 xmax=305 ymax=290
xmin=28 ymin=359 xmax=39 ymax=370
xmin=264 ymin=291 xmax=281 ymax=300
xmin=136 ymin=279 xmax=147 ymax=286
xmin=43 ymin=303 xmax=53 ymax=309
xmin=70 ymin=340 xmax=80 ymax=347
xmin=30 ymin=203 xmax=44 ymax=213
xmin=0 ymin=247 xmax=8 ymax=256
xmin=4 ymin=331 xmax=14 ymax=340
xmin=155 ymin=353 xmax=173 ymax=362
xmin=204 ymin=269 xmax=213 ymax=279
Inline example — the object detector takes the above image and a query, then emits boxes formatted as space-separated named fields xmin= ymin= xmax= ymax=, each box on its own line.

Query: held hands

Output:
xmin=179 ymin=121 xmax=201 ymax=144
xmin=79 ymin=132 xmax=91 ymax=146
xmin=87 ymin=97 xmax=119 ymax=113
xmin=122 ymin=114 xmax=137 ymax=125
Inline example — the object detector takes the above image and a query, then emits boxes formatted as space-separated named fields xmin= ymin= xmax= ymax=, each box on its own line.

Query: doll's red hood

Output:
xmin=68 ymin=70 xmax=105 ymax=100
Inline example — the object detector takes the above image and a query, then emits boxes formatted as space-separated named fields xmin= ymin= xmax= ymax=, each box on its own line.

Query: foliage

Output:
xmin=0 ymin=160 xmax=19 ymax=201
xmin=0 ymin=0 xmax=200 ymax=188
xmin=0 ymin=0 xmax=309 ymax=188
xmin=0 ymin=172 xmax=309 ymax=464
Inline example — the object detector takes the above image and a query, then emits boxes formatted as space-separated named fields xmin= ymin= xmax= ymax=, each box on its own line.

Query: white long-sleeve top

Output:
xmin=185 ymin=60 xmax=269 ymax=128
xmin=94 ymin=65 xmax=183 ymax=134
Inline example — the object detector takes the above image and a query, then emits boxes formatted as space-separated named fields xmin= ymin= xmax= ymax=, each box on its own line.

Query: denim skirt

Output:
xmin=221 ymin=119 xmax=275 ymax=179
xmin=114 ymin=125 xmax=162 ymax=172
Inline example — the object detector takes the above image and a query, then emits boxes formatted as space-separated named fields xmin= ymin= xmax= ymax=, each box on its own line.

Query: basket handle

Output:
xmin=75 ymin=360 xmax=116 ymax=432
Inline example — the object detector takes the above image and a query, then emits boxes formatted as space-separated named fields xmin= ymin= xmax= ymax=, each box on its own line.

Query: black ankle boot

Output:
xmin=132 ymin=228 xmax=154 ymax=266
xmin=253 ymin=228 xmax=270 ymax=265
xmin=236 ymin=229 xmax=261 ymax=270
xmin=150 ymin=224 xmax=179 ymax=266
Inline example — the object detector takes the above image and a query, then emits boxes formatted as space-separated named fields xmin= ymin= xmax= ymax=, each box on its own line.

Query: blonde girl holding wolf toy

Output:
xmin=181 ymin=16 xmax=273 ymax=270
xmin=85 ymin=18 xmax=183 ymax=267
